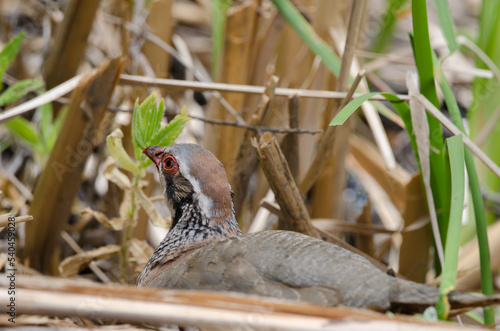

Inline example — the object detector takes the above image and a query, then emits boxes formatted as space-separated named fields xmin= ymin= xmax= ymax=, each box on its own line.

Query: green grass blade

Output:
xmin=270 ymin=0 xmax=341 ymax=77
xmin=0 ymin=30 xmax=26 ymax=80
xmin=330 ymin=92 xmax=419 ymax=166
xmin=0 ymin=79 xmax=44 ymax=107
xmin=477 ymin=0 xmax=500 ymax=50
xmin=435 ymin=49 xmax=495 ymax=325
xmin=370 ymin=0 xmax=410 ymax=53
xmin=436 ymin=134 xmax=464 ymax=320
xmin=38 ymin=102 xmax=53 ymax=148
xmin=464 ymin=150 xmax=495 ymax=325
xmin=411 ymin=1 xmax=450 ymax=273
xmin=48 ymin=106 xmax=66 ymax=152
xmin=432 ymin=0 xmax=458 ymax=52
xmin=5 ymin=117 xmax=39 ymax=147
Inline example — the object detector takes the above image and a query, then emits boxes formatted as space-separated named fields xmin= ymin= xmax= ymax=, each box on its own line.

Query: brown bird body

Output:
xmin=138 ymin=143 xmax=500 ymax=313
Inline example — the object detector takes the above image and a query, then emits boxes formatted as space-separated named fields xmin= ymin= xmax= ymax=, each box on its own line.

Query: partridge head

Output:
xmin=136 ymin=144 xmax=241 ymax=287
xmin=138 ymin=144 xmax=500 ymax=313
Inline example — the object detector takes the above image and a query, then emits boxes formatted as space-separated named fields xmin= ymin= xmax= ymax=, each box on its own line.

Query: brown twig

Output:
xmin=280 ymin=95 xmax=300 ymax=181
xmin=252 ymin=133 xmax=319 ymax=238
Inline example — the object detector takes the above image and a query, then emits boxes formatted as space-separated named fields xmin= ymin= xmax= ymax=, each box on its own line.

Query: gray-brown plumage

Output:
xmin=138 ymin=143 xmax=500 ymax=313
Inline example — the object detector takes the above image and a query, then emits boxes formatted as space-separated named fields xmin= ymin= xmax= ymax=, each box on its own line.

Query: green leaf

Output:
xmin=132 ymin=92 xmax=159 ymax=160
xmin=0 ymin=79 xmax=44 ymax=106
xmin=145 ymin=95 xmax=163 ymax=146
xmin=47 ymin=106 xmax=66 ymax=152
xmin=370 ymin=0 xmax=410 ymax=53
xmin=411 ymin=0 xmax=450 ymax=276
xmin=0 ymin=30 xmax=26 ymax=81
xmin=154 ymin=106 xmax=190 ymax=146
xmin=131 ymin=98 xmax=143 ymax=159
xmin=433 ymin=0 xmax=459 ymax=52
xmin=436 ymin=134 xmax=465 ymax=320
xmin=38 ymin=102 xmax=53 ymax=147
xmin=143 ymin=106 xmax=190 ymax=167
xmin=5 ymin=116 xmax=39 ymax=147
xmin=330 ymin=92 xmax=418 ymax=167
xmin=107 ymin=129 xmax=142 ymax=176
xmin=0 ymin=57 xmax=8 ymax=82
xmin=435 ymin=48 xmax=495 ymax=323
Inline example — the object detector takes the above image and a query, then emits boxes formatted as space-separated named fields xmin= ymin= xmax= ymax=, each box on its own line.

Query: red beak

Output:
xmin=143 ymin=146 xmax=164 ymax=167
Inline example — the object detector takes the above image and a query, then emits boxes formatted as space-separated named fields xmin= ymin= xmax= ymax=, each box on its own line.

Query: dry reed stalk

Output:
xmin=300 ymin=1 xmax=343 ymax=222
xmin=316 ymin=0 xmax=367 ymax=221
xmin=24 ymin=58 xmax=124 ymax=274
xmin=204 ymin=1 xmax=258 ymax=172
xmin=280 ymin=95 xmax=300 ymax=181
xmin=43 ymin=0 xmax=101 ymax=114
xmin=117 ymin=74 xmax=412 ymax=100
xmin=0 ymin=275 xmax=472 ymax=330
xmin=141 ymin=0 xmax=174 ymax=94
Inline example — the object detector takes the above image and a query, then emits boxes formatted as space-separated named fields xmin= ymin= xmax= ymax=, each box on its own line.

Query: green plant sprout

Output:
xmin=104 ymin=92 xmax=189 ymax=282
xmin=1 ymin=30 xmax=64 ymax=164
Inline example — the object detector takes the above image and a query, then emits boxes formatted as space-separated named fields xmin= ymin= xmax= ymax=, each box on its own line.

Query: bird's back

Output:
xmin=145 ymin=230 xmax=439 ymax=311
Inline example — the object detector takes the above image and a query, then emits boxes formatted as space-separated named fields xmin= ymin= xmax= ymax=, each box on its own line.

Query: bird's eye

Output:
xmin=163 ymin=155 xmax=176 ymax=172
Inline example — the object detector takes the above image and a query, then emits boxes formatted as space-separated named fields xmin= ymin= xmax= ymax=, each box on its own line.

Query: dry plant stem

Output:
xmin=323 ymin=0 xmax=367 ymax=219
xmin=60 ymin=231 xmax=110 ymax=283
xmin=44 ymin=0 xmax=101 ymax=113
xmin=25 ymin=58 xmax=124 ymax=274
xmin=281 ymin=95 xmax=300 ymax=181
xmin=299 ymin=70 xmax=365 ymax=195
xmin=0 ymin=74 xmax=413 ymax=124
xmin=0 ymin=215 xmax=33 ymax=228
xmin=142 ymin=0 xmax=173 ymax=88
xmin=0 ymin=276 xmax=472 ymax=331
xmin=0 ymin=75 xmax=83 ymax=124
xmin=204 ymin=1 xmax=258 ymax=169
xmin=253 ymin=133 xmax=319 ymax=238
xmin=118 ymin=74 xmax=411 ymax=100
xmin=231 ymin=76 xmax=278 ymax=215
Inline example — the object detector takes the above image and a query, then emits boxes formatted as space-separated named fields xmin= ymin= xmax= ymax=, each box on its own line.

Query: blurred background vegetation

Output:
xmin=1 ymin=0 xmax=500 ymax=327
